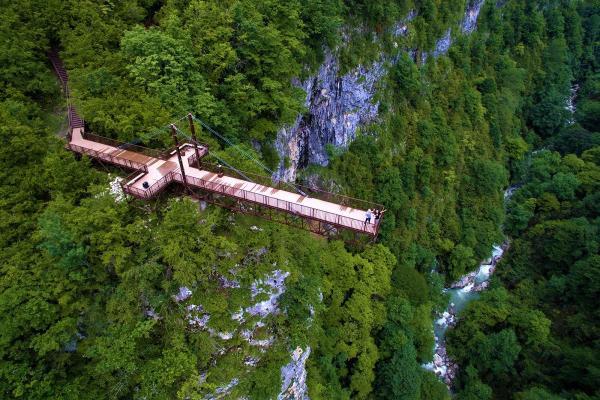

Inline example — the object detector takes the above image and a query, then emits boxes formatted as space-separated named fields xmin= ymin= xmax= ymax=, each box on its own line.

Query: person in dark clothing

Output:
xmin=375 ymin=209 xmax=386 ymax=223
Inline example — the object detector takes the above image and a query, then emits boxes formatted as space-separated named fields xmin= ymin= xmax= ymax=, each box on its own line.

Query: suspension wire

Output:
xmin=173 ymin=126 xmax=199 ymax=146
xmin=209 ymin=152 xmax=255 ymax=183
xmin=142 ymin=115 xmax=187 ymax=139
xmin=191 ymin=115 xmax=274 ymax=174
xmin=174 ymin=126 xmax=254 ymax=182
xmin=143 ymin=126 xmax=169 ymax=140
xmin=190 ymin=114 xmax=306 ymax=196
xmin=128 ymin=115 xmax=188 ymax=145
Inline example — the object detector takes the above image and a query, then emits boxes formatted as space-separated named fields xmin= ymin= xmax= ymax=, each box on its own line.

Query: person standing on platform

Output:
xmin=365 ymin=209 xmax=372 ymax=226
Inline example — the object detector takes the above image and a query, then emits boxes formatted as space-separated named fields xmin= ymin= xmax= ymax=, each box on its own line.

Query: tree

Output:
xmin=528 ymin=39 xmax=572 ymax=138
xmin=447 ymin=244 xmax=476 ymax=281
xmin=154 ymin=199 xmax=236 ymax=287
xmin=375 ymin=342 xmax=421 ymax=400
xmin=515 ymin=387 xmax=564 ymax=400
xmin=506 ymin=198 xmax=536 ymax=235
xmin=457 ymin=366 xmax=492 ymax=400
xmin=476 ymin=329 xmax=521 ymax=376
xmin=419 ymin=371 xmax=450 ymax=400
xmin=120 ymin=26 xmax=212 ymax=114
xmin=547 ymin=125 xmax=600 ymax=156
xmin=38 ymin=207 xmax=87 ymax=270
xmin=576 ymin=99 xmax=600 ymax=131
xmin=392 ymin=54 xmax=421 ymax=103
xmin=566 ymin=255 xmax=600 ymax=309
xmin=528 ymin=218 xmax=597 ymax=274
xmin=550 ymin=172 xmax=579 ymax=200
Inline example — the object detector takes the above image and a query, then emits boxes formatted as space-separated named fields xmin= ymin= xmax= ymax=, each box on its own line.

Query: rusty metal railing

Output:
xmin=171 ymin=172 xmax=379 ymax=235
xmin=188 ymin=159 xmax=383 ymax=213
xmin=81 ymin=131 xmax=166 ymax=159
xmin=67 ymin=143 xmax=149 ymax=172
xmin=48 ymin=50 xmax=84 ymax=139
xmin=121 ymin=171 xmax=175 ymax=199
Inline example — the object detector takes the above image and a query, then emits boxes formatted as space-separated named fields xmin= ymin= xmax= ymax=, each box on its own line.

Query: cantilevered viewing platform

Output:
xmin=68 ymin=126 xmax=381 ymax=236
xmin=51 ymin=51 xmax=384 ymax=237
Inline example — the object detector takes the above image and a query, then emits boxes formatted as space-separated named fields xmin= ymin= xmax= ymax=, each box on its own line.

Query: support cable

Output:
xmin=124 ymin=115 xmax=188 ymax=147
xmin=174 ymin=126 xmax=254 ymax=183
xmin=210 ymin=153 xmax=255 ymax=183
xmin=191 ymin=116 xmax=274 ymax=174
xmin=190 ymin=115 xmax=306 ymax=196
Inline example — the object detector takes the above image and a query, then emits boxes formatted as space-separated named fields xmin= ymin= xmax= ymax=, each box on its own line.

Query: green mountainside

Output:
xmin=0 ymin=0 xmax=598 ymax=399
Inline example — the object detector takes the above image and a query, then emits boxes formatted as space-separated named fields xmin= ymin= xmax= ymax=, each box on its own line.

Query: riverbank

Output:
xmin=424 ymin=242 xmax=509 ymax=386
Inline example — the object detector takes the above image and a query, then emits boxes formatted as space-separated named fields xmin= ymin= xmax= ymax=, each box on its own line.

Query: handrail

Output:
xmin=48 ymin=51 xmax=187 ymax=159
xmin=171 ymin=172 xmax=377 ymax=234
xmin=67 ymin=143 xmax=148 ymax=172
xmin=191 ymin=158 xmax=384 ymax=212
xmin=187 ymin=151 xmax=209 ymax=168
xmin=49 ymin=52 xmax=380 ymax=236
xmin=81 ymin=131 xmax=166 ymax=159
xmin=48 ymin=50 xmax=84 ymax=139
xmin=119 ymin=168 xmax=380 ymax=235
xmin=119 ymin=168 xmax=376 ymax=233
xmin=81 ymin=132 xmax=209 ymax=161
xmin=122 ymin=169 xmax=146 ymax=185
xmin=121 ymin=171 xmax=175 ymax=199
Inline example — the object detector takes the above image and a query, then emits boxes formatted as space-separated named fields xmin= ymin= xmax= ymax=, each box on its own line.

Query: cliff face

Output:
xmin=273 ymin=53 xmax=384 ymax=181
xmin=423 ymin=0 xmax=485 ymax=63
xmin=274 ymin=1 xmax=486 ymax=182
xmin=462 ymin=0 xmax=486 ymax=34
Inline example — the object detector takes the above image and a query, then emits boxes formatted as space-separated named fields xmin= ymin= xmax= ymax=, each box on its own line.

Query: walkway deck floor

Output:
xmin=69 ymin=128 xmax=378 ymax=235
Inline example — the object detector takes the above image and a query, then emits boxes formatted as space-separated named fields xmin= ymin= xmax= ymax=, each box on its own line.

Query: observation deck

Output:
xmin=51 ymin=51 xmax=383 ymax=237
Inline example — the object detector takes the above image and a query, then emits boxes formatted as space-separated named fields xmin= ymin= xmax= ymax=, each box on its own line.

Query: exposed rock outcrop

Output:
xmin=274 ymin=1 xmax=487 ymax=182
xmin=174 ymin=286 xmax=192 ymax=302
xmin=279 ymin=347 xmax=311 ymax=400
xmin=246 ymin=269 xmax=290 ymax=317
xmin=462 ymin=0 xmax=486 ymax=34
xmin=274 ymin=53 xmax=384 ymax=182
xmin=422 ymin=0 xmax=485 ymax=62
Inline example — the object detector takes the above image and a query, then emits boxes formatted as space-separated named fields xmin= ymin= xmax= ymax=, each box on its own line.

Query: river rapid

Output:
xmin=423 ymin=186 xmax=518 ymax=386
xmin=423 ymin=243 xmax=508 ymax=385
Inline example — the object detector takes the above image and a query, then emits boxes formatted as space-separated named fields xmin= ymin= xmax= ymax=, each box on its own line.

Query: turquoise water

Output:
xmin=434 ymin=246 xmax=502 ymax=338
xmin=425 ymin=186 xmax=517 ymax=384
xmin=425 ymin=244 xmax=505 ymax=382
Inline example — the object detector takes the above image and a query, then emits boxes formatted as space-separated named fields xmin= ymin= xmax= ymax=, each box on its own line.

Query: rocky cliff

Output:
xmin=273 ymin=53 xmax=384 ymax=182
xmin=273 ymin=0 xmax=486 ymax=182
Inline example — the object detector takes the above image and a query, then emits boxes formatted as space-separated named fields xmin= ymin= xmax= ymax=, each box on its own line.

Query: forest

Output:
xmin=0 ymin=0 xmax=598 ymax=399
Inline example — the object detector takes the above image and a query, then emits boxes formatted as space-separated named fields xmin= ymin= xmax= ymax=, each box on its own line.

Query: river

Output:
xmin=423 ymin=185 xmax=518 ymax=386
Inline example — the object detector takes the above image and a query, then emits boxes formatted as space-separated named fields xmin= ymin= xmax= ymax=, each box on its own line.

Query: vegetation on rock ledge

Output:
xmin=0 ymin=0 xmax=598 ymax=399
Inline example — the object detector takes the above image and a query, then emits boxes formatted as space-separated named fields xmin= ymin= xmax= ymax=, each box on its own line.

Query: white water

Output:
xmin=565 ymin=84 xmax=579 ymax=125
xmin=424 ymin=186 xmax=518 ymax=386
xmin=423 ymin=244 xmax=507 ymax=385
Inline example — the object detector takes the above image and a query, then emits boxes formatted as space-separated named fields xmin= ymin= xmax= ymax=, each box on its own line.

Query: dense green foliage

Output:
xmin=446 ymin=1 xmax=600 ymax=399
xmin=63 ymin=0 xmax=343 ymax=146
xmin=447 ymin=148 xmax=600 ymax=399
xmin=0 ymin=0 xmax=597 ymax=399
xmin=0 ymin=1 xmax=451 ymax=398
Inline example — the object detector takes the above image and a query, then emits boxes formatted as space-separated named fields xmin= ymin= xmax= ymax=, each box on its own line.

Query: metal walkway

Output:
xmin=50 ymin=51 xmax=383 ymax=237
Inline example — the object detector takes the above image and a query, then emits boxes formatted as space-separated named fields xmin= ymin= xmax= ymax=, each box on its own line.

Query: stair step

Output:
xmin=50 ymin=52 xmax=84 ymax=129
